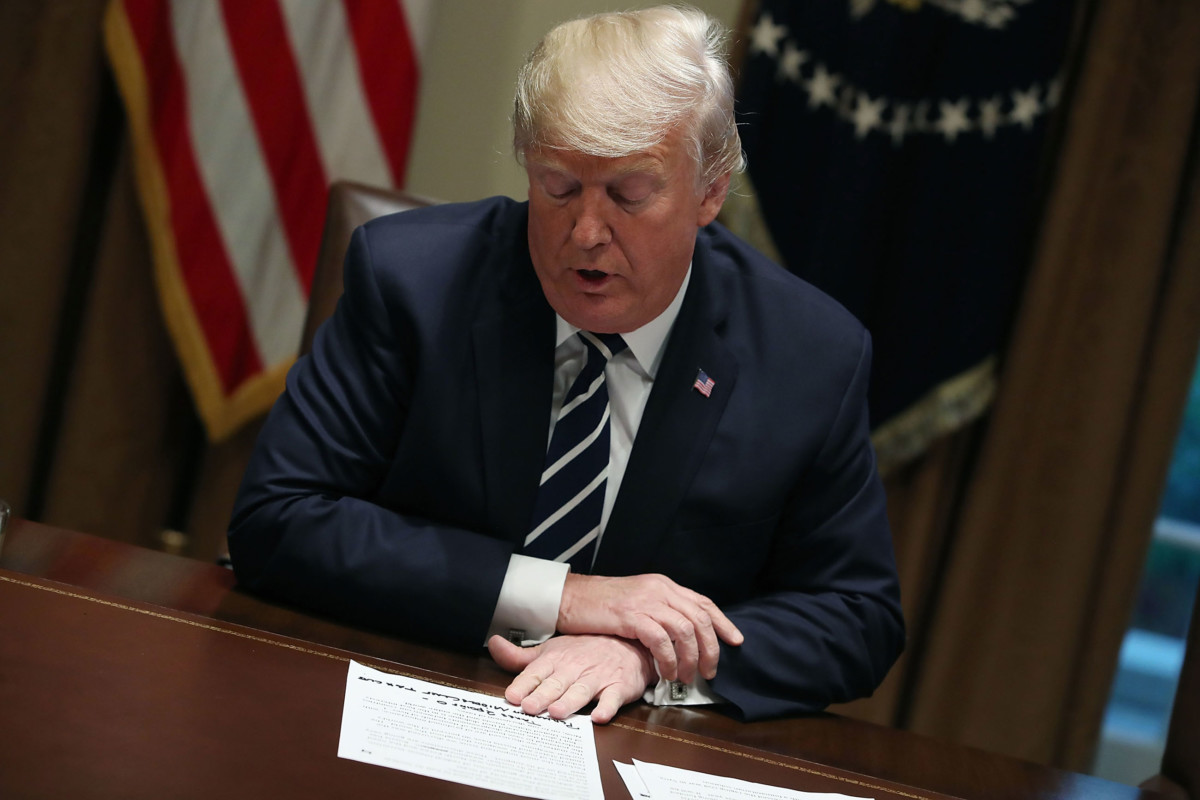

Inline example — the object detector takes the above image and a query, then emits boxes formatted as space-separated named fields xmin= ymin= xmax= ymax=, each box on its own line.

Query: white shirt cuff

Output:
xmin=485 ymin=554 xmax=568 ymax=646
xmin=642 ymin=668 xmax=724 ymax=706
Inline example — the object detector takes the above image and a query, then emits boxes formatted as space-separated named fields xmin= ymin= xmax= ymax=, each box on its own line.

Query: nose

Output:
xmin=570 ymin=189 xmax=612 ymax=249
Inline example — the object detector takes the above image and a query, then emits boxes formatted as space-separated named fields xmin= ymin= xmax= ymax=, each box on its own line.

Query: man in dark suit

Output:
xmin=228 ymin=5 xmax=903 ymax=724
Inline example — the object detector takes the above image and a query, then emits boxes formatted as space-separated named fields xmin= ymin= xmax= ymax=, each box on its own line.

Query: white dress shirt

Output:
xmin=486 ymin=268 xmax=720 ymax=706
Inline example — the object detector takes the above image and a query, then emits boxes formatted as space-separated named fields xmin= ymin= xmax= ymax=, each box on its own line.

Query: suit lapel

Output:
xmin=474 ymin=268 xmax=557 ymax=546
xmin=593 ymin=244 xmax=738 ymax=576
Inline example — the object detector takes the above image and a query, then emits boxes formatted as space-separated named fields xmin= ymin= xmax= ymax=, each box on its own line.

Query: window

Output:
xmin=1092 ymin=352 xmax=1200 ymax=784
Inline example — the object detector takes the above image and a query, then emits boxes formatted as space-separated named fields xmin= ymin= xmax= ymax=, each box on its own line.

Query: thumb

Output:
xmin=487 ymin=635 xmax=540 ymax=672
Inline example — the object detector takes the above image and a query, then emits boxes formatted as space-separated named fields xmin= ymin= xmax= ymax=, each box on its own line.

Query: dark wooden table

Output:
xmin=0 ymin=518 xmax=1165 ymax=799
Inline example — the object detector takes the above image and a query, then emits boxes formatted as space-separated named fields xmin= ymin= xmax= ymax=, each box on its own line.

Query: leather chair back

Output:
xmin=300 ymin=181 xmax=435 ymax=354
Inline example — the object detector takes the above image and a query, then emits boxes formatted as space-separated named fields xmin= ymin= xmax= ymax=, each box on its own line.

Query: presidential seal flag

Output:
xmin=736 ymin=0 xmax=1076 ymax=472
xmin=104 ymin=0 xmax=430 ymax=441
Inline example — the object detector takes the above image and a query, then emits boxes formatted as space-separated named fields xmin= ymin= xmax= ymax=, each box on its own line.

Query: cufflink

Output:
xmin=506 ymin=629 xmax=526 ymax=645
xmin=669 ymin=681 xmax=688 ymax=701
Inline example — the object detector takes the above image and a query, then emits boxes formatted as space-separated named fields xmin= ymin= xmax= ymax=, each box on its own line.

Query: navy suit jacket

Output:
xmin=229 ymin=196 xmax=904 ymax=721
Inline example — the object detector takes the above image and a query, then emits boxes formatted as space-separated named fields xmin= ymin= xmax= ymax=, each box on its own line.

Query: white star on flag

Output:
xmin=777 ymin=43 xmax=807 ymax=82
xmin=1010 ymin=86 xmax=1042 ymax=129
xmin=960 ymin=0 xmax=988 ymax=23
xmin=978 ymin=96 xmax=1004 ymax=139
xmin=985 ymin=6 xmax=1014 ymax=29
xmin=805 ymin=64 xmax=840 ymax=109
xmin=749 ymin=13 xmax=787 ymax=58
xmin=935 ymin=99 xmax=972 ymax=143
xmin=852 ymin=91 xmax=886 ymax=139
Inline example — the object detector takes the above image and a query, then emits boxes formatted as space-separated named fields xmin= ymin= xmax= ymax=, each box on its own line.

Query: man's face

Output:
xmin=525 ymin=131 xmax=728 ymax=334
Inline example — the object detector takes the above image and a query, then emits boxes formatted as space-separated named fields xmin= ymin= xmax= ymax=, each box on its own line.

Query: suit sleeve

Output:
xmin=709 ymin=330 xmax=905 ymax=720
xmin=227 ymin=226 xmax=513 ymax=650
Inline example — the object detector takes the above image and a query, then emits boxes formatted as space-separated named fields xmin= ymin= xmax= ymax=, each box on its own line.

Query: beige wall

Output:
xmin=405 ymin=0 xmax=742 ymax=203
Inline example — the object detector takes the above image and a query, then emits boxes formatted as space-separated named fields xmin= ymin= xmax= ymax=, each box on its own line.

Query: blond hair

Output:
xmin=513 ymin=5 xmax=744 ymax=188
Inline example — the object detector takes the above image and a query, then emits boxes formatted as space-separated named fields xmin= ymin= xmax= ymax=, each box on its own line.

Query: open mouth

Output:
xmin=576 ymin=269 xmax=609 ymax=285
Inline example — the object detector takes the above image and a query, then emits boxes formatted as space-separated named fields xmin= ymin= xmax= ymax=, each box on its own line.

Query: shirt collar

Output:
xmin=553 ymin=265 xmax=692 ymax=380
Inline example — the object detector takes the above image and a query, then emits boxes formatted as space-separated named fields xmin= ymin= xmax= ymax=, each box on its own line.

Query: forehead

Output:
xmin=526 ymin=146 xmax=668 ymax=179
xmin=526 ymin=128 xmax=701 ymax=181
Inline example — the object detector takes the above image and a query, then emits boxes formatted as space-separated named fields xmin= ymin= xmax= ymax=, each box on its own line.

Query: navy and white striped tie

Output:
xmin=523 ymin=331 xmax=627 ymax=572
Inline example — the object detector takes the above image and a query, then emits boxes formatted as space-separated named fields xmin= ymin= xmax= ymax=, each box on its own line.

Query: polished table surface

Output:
xmin=0 ymin=519 xmax=1167 ymax=800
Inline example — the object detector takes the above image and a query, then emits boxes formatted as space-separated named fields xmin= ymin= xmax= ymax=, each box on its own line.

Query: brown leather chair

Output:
xmin=1142 ymin=583 xmax=1200 ymax=799
xmin=299 ymin=181 xmax=436 ymax=355
xmin=213 ymin=181 xmax=435 ymax=568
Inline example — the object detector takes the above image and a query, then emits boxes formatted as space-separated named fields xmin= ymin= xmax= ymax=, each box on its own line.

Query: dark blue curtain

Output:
xmin=737 ymin=0 xmax=1076 ymax=469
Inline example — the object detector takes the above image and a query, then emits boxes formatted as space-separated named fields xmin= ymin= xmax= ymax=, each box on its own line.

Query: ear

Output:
xmin=696 ymin=172 xmax=731 ymax=227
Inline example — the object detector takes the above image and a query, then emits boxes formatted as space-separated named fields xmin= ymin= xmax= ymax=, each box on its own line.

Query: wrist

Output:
xmin=557 ymin=572 xmax=585 ymax=631
xmin=626 ymin=638 xmax=657 ymax=689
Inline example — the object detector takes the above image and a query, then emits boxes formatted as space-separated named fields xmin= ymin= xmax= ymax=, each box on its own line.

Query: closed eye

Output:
xmin=610 ymin=174 xmax=656 ymax=208
xmin=536 ymin=170 xmax=579 ymax=201
xmin=611 ymin=191 xmax=648 ymax=207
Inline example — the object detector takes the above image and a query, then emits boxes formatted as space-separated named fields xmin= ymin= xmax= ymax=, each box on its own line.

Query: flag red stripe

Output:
xmin=343 ymin=0 xmax=419 ymax=186
xmin=219 ymin=0 xmax=328 ymax=288
xmin=123 ymin=0 xmax=263 ymax=390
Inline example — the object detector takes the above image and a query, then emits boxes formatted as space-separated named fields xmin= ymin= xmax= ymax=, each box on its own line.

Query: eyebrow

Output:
xmin=528 ymin=153 xmax=665 ymax=179
xmin=613 ymin=163 xmax=664 ymax=182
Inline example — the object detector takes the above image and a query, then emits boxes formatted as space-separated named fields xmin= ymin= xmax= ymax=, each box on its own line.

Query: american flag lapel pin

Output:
xmin=692 ymin=369 xmax=715 ymax=397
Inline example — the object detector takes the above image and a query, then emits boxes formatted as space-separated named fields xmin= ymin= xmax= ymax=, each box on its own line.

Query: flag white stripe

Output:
xmin=279 ymin=0 xmax=393 ymax=186
xmin=524 ymin=469 xmax=608 ymax=546
xmin=398 ymin=0 xmax=433 ymax=61
xmin=170 ymin=0 xmax=307 ymax=366
xmin=541 ymin=406 xmax=609 ymax=484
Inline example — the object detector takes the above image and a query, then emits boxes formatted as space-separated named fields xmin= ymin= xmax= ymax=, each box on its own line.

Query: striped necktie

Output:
xmin=523 ymin=331 xmax=627 ymax=572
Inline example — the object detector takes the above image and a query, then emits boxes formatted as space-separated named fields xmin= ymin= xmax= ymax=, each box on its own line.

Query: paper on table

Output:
xmin=619 ymin=758 xmax=872 ymax=800
xmin=614 ymin=761 xmax=651 ymax=798
xmin=338 ymin=660 xmax=603 ymax=800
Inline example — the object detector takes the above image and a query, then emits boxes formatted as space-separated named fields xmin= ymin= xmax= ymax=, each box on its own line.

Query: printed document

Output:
xmin=617 ymin=758 xmax=872 ymax=800
xmin=338 ymin=660 xmax=603 ymax=800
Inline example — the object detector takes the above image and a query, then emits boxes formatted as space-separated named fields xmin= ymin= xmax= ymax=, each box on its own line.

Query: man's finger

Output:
xmin=663 ymin=593 xmax=738 ymax=681
xmin=699 ymin=599 xmax=744 ymax=646
xmin=521 ymin=675 xmax=570 ymax=715
xmin=675 ymin=586 xmax=743 ymax=644
xmin=489 ymin=634 xmax=655 ymax=723
xmin=655 ymin=612 xmax=701 ymax=684
xmin=547 ymin=681 xmax=596 ymax=720
xmin=590 ymin=685 xmax=626 ymax=724
xmin=489 ymin=637 xmax=554 ymax=705
xmin=633 ymin=618 xmax=678 ymax=681
xmin=488 ymin=635 xmax=539 ymax=670
xmin=713 ymin=614 xmax=744 ymax=646
xmin=688 ymin=614 xmax=721 ymax=680
xmin=506 ymin=664 xmax=555 ymax=706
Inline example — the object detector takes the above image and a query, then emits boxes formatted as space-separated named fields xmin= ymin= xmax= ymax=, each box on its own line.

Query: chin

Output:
xmin=562 ymin=303 xmax=630 ymax=334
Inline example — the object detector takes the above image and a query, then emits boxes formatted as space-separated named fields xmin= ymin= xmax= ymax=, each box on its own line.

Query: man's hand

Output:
xmin=557 ymin=573 xmax=743 ymax=685
xmin=488 ymin=634 xmax=655 ymax=724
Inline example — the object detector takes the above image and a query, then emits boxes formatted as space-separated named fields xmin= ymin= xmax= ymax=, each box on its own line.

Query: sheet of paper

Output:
xmin=615 ymin=761 xmax=651 ymax=798
xmin=339 ymin=660 xmax=603 ymax=800
xmin=624 ymin=758 xmax=872 ymax=800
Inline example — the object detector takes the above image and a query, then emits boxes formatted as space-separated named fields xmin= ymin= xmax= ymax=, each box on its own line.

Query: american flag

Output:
xmin=104 ymin=0 xmax=429 ymax=441
xmin=693 ymin=370 xmax=715 ymax=398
